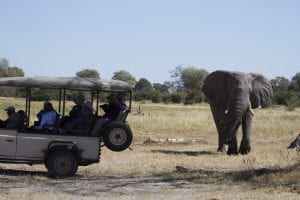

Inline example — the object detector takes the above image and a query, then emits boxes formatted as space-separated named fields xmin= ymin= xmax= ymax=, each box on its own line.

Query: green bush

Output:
xmin=162 ymin=94 xmax=171 ymax=104
xmin=171 ymin=92 xmax=184 ymax=104
xmin=184 ymin=92 xmax=196 ymax=105
xmin=272 ymin=90 xmax=293 ymax=105
xmin=151 ymin=91 xmax=162 ymax=103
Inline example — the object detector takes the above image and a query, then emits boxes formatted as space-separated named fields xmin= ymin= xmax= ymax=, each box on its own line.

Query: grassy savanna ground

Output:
xmin=0 ymin=97 xmax=299 ymax=199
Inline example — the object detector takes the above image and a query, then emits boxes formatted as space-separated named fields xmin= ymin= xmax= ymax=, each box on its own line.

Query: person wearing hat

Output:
xmin=90 ymin=93 xmax=123 ymax=136
xmin=0 ymin=106 xmax=20 ymax=129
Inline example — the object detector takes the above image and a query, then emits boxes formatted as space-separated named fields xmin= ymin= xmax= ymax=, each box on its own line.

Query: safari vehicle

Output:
xmin=0 ymin=77 xmax=133 ymax=178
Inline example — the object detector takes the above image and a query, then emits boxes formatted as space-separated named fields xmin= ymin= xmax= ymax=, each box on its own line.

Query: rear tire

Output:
xmin=103 ymin=122 xmax=133 ymax=152
xmin=46 ymin=151 xmax=78 ymax=178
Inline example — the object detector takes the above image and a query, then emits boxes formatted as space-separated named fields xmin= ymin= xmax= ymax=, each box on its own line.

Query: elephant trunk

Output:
xmin=223 ymin=91 xmax=249 ymax=144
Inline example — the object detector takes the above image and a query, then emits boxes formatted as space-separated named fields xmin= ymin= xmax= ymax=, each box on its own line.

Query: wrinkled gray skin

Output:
xmin=202 ymin=70 xmax=273 ymax=155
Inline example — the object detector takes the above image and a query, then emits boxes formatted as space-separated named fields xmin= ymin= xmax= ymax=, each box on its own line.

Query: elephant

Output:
xmin=202 ymin=70 xmax=273 ymax=155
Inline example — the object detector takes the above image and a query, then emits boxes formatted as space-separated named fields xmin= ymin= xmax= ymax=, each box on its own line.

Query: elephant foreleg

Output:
xmin=239 ymin=109 xmax=253 ymax=155
xmin=227 ymin=122 xmax=240 ymax=155
xmin=209 ymin=104 xmax=226 ymax=152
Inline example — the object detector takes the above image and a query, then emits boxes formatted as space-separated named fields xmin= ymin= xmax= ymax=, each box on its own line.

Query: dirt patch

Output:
xmin=0 ymin=163 xmax=299 ymax=200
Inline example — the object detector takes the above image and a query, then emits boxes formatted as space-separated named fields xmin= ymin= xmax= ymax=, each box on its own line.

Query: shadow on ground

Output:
xmin=0 ymin=160 xmax=299 ymax=196
xmin=0 ymin=168 xmax=49 ymax=177
xmin=157 ymin=162 xmax=300 ymax=194
xmin=150 ymin=149 xmax=216 ymax=156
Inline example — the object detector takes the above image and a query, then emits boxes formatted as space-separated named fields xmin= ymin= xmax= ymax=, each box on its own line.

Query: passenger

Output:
xmin=63 ymin=92 xmax=93 ymax=132
xmin=16 ymin=110 xmax=27 ymax=129
xmin=84 ymin=101 xmax=95 ymax=115
xmin=117 ymin=93 xmax=127 ymax=110
xmin=34 ymin=101 xmax=58 ymax=130
xmin=0 ymin=106 xmax=20 ymax=129
xmin=90 ymin=93 xmax=123 ymax=136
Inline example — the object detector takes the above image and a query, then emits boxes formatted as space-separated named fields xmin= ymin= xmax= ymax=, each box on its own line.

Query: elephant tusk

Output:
xmin=249 ymin=108 xmax=255 ymax=116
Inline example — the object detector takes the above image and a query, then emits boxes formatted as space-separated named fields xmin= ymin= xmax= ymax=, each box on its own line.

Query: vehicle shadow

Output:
xmin=0 ymin=168 xmax=49 ymax=177
xmin=150 ymin=149 xmax=216 ymax=156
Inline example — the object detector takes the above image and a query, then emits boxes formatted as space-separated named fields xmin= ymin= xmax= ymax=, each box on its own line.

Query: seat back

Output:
xmin=114 ymin=109 xmax=130 ymax=122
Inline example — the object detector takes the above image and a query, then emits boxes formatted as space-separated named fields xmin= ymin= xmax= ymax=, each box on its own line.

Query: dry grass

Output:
xmin=0 ymin=99 xmax=299 ymax=199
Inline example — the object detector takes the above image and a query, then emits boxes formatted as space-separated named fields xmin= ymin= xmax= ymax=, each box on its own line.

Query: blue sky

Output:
xmin=0 ymin=0 xmax=299 ymax=83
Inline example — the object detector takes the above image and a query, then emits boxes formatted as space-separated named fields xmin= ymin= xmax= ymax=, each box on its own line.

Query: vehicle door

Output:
xmin=0 ymin=129 xmax=17 ymax=157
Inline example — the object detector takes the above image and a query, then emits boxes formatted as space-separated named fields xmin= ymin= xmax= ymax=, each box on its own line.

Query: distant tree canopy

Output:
xmin=169 ymin=66 xmax=208 ymax=104
xmin=0 ymin=57 xmax=300 ymax=107
xmin=112 ymin=70 xmax=136 ymax=86
xmin=271 ymin=75 xmax=300 ymax=109
xmin=134 ymin=78 xmax=152 ymax=91
xmin=132 ymin=66 xmax=209 ymax=104
xmin=0 ymin=58 xmax=24 ymax=77
xmin=76 ymin=69 xmax=100 ymax=78
xmin=153 ymin=82 xmax=170 ymax=94
xmin=271 ymin=76 xmax=290 ymax=91
xmin=0 ymin=58 xmax=25 ymax=97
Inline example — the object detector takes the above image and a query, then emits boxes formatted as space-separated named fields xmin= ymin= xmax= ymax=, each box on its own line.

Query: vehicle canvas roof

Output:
xmin=0 ymin=77 xmax=132 ymax=92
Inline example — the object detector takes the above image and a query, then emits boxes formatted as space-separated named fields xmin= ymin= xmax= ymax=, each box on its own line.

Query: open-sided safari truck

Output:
xmin=0 ymin=77 xmax=133 ymax=178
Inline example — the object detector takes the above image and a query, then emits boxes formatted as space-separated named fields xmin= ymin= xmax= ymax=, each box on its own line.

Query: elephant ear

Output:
xmin=249 ymin=73 xmax=273 ymax=109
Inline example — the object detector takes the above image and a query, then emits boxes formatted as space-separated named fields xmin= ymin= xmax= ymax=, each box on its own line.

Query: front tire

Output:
xmin=46 ymin=151 xmax=78 ymax=178
xmin=103 ymin=122 xmax=133 ymax=152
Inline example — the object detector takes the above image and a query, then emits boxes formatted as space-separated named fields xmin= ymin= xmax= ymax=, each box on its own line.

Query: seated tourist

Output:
xmin=34 ymin=101 xmax=58 ymax=130
xmin=90 ymin=93 xmax=123 ymax=136
xmin=0 ymin=106 xmax=20 ymax=129
xmin=63 ymin=92 xmax=93 ymax=132
xmin=16 ymin=110 xmax=27 ymax=130
xmin=117 ymin=92 xmax=128 ymax=110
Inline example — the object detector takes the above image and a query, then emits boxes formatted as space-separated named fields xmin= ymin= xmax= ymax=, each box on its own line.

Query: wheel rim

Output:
xmin=53 ymin=155 xmax=72 ymax=174
xmin=109 ymin=128 xmax=127 ymax=146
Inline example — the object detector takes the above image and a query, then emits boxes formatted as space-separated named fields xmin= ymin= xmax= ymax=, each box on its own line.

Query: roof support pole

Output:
xmin=129 ymin=91 xmax=132 ymax=111
xmin=62 ymin=89 xmax=66 ymax=116
xmin=58 ymin=89 xmax=62 ymax=114
xmin=96 ymin=91 xmax=99 ymax=115
xmin=25 ymin=87 xmax=31 ymax=127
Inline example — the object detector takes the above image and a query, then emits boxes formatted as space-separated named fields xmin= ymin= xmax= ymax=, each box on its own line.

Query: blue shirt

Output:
xmin=34 ymin=111 xmax=57 ymax=130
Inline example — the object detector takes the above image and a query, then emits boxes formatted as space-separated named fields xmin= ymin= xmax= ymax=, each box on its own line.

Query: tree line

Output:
xmin=1 ymin=57 xmax=300 ymax=108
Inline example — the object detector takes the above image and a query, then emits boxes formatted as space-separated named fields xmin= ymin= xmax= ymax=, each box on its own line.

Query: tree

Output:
xmin=76 ymin=69 xmax=100 ymax=78
xmin=0 ymin=57 xmax=25 ymax=97
xmin=134 ymin=78 xmax=153 ymax=101
xmin=0 ymin=58 xmax=9 ymax=68
xmin=181 ymin=67 xmax=208 ymax=92
xmin=271 ymin=76 xmax=290 ymax=91
xmin=112 ymin=70 xmax=136 ymax=86
xmin=152 ymin=82 xmax=170 ymax=93
xmin=134 ymin=78 xmax=152 ymax=91
xmin=169 ymin=65 xmax=184 ymax=92
xmin=0 ymin=57 xmax=24 ymax=77
xmin=170 ymin=66 xmax=208 ymax=103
